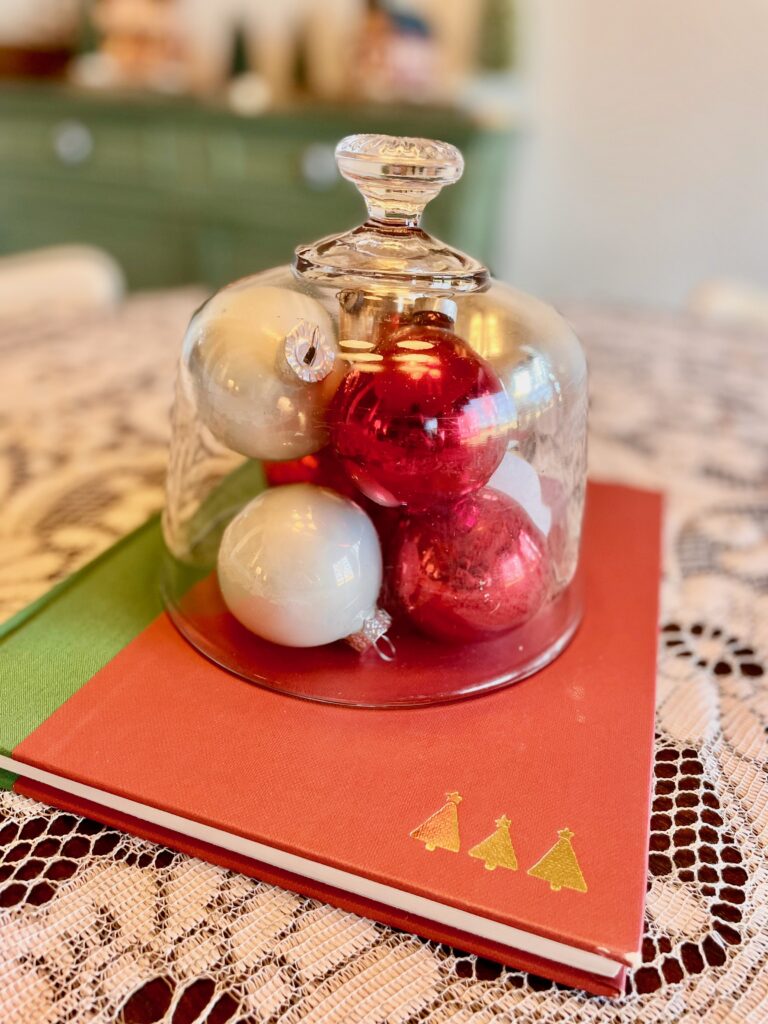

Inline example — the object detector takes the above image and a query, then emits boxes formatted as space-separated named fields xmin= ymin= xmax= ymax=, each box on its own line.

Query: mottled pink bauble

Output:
xmin=330 ymin=318 xmax=512 ymax=511
xmin=392 ymin=488 xmax=550 ymax=644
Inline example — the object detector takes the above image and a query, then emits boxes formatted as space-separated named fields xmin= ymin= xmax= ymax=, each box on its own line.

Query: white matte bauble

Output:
xmin=217 ymin=484 xmax=389 ymax=649
xmin=488 ymin=452 xmax=552 ymax=536
xmin=188 ymin=283 xmax=344 ymax=460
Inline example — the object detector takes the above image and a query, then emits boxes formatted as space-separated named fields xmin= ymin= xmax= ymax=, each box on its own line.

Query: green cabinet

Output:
xmin=0 ymin=84 xmax=512 ymax=290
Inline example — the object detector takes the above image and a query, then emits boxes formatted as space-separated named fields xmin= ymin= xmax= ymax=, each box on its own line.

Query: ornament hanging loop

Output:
xmin=346 ymin=607 xmax=394 ymax=659
xmin=372 ymin=633 xmax=396 ymax=663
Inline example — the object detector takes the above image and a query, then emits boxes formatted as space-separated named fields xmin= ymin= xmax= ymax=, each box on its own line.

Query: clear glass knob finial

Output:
xmin=294 ymin=133 xmax=486 ymax=292
xmin=335 ymin=134 xmax=464 ymax=226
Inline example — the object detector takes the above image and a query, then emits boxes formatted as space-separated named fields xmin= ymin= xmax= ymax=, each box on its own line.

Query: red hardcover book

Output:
xmin=1 ymin=482 xmax=661 ymax=997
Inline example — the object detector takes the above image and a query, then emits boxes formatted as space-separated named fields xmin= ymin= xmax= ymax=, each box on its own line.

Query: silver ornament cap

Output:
xmin=346 ymin=608 xmax=395 ymax=660
xmin=283 ymin=320 xmax=336 ymax=383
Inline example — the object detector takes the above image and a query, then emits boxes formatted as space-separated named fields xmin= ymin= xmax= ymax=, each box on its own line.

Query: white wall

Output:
xmin=506 ymin=0 xmax=768 ymax=309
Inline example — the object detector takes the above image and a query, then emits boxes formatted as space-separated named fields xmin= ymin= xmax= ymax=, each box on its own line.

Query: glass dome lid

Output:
xmin=161 ymin=132 xmax=588 ymax=708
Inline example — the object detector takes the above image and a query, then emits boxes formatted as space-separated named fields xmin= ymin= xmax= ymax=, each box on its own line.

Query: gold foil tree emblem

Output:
xmin=468 ymin=815 xmax=518 ymax=871
xmin=527 ymin=828 xmax=588 ymax=893
xmin=410 ymin=792 xmax=462 ymax=852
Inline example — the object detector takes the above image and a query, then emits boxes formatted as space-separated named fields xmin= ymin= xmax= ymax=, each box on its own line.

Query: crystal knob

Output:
xmin=335 ymin=134 xmax=464 ymax=225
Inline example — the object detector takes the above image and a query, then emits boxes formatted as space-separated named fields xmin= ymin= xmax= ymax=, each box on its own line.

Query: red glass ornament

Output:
xmin=263 ymin=447 xmax=358 ymax=499
xmin=330 ymin=313 xmax=512 ymax=511
xmin=264 ymin=447 xmax=388 ymax=527
xmin=373 ymin=309 xmax=413 ymax=345
xmin=391 ymin=488 xmax=550 ymax=644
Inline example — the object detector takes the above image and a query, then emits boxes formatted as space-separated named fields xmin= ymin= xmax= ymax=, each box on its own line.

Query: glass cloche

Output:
xmin=161 ymin=134 xmax=587 ymax=707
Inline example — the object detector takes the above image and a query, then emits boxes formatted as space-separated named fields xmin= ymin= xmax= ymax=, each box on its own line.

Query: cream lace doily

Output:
xmin=1 ymin=294 xmax=766 ymax=1023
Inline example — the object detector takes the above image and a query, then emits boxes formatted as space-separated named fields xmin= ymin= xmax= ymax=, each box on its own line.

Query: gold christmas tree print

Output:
xmin=468 ymin=815 xmax=518 ymax=871
xmin=527 ymin=828 xmax=588 ymax=893
xmin=410 ymin=792 xmax=462 ymax=852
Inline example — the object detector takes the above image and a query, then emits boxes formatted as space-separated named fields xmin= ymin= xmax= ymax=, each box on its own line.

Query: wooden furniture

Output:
xmin=0 ymin=83 xmax=513 ymax=289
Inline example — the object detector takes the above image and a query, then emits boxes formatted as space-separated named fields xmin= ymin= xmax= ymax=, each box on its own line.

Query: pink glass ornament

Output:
xmin=391 ymin=488 xmax=550 ymax=644
xmin=330 ymin=313 xmax=512 ymax=511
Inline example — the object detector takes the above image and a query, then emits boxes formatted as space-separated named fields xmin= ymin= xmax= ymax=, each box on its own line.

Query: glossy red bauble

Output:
xmin=391 ymin=488 xmax=550 ymax=644
xmin=330 ymin=316 xmax=512 ymax=511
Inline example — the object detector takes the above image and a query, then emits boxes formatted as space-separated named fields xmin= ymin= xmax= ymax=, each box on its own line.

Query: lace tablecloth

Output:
xmin=1 ymin=292 xmax=766 ymax=1023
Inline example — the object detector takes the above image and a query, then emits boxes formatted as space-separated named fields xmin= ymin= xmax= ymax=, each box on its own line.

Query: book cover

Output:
xmin=0 ymin=482 xmax=662 ymax=997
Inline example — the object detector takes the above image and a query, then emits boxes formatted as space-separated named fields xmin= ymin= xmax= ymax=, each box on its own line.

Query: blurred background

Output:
xmin=1 ymin=0 xmax=767 ymax=323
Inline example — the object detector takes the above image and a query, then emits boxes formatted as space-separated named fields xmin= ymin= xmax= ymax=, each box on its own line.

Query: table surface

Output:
xmin=0 ymin=292 xmax=766 ymax=1024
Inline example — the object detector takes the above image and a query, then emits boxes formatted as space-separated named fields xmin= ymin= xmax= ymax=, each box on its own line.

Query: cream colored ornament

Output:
xmin=217 ymin=484 xmax=391 ymax=651
xmin=188 ymin=283 xmax=343 ymax=460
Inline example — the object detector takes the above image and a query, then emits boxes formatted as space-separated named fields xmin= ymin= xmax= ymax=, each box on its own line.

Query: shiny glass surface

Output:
xmin=162 ymin=134 xmax=588 ymax=706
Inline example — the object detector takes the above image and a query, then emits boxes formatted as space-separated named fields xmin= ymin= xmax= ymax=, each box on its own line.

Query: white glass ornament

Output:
xmin=187 ymin=283 xmax=344 ymax=460
xmin=217 ymin=483 xmax=391 ymax=651
xmin=488 ymin=452 xmax=552 ymax=536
